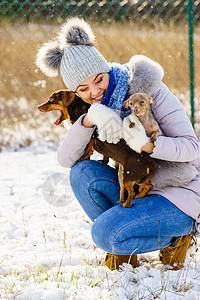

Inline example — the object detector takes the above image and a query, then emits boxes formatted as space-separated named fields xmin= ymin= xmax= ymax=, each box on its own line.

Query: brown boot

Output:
xmin=103 ymin=253 xmax=139 ymax=271
xmin=159 ymin=234 xmax=192 ymax=270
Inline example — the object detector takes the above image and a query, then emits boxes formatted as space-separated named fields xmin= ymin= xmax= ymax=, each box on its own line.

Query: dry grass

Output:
xmin=0 ymin=20 xmax=200 ymax=140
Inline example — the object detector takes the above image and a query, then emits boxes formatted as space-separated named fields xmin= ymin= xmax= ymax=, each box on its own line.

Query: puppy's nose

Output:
xmin=134 ymin=106 xmax=139 ymax=113
xmin=38 ymin=104 xmax=46 ymax=111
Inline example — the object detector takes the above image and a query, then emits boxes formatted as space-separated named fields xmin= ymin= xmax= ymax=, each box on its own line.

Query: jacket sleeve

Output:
xmin=150 ymin=83 xmax=200 ymax=162
xmin=57 ymin=114 xmax=96 ymax=168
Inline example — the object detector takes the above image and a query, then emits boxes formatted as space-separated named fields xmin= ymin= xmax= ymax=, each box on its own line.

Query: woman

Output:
xmin=36 ymin=18 xmax=200 ymax=270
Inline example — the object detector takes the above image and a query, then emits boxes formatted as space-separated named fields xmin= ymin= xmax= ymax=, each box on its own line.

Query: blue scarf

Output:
xmin=101 ymin=62 xmax=131 ymax=117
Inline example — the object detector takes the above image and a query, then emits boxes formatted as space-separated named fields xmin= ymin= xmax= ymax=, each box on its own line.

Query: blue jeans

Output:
xmin=70 ymin=160 xmax=194 ymax=255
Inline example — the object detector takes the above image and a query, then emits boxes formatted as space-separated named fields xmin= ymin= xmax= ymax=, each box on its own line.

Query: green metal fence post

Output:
xmin=188 ymin=0 xmax=195 ymax=127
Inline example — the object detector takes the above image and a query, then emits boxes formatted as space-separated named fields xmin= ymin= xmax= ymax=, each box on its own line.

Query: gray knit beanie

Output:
xmin=36 ymin=18 xmax=110 ymax=92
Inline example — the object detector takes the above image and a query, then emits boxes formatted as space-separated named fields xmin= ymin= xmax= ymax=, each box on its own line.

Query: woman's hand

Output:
xmin=87 ymin=103 xmax=123 ymax=144
xmin=81 ymin=114 xmax=94 ymax=128
xmin=141 ymin=141 xmax=155 ymax=154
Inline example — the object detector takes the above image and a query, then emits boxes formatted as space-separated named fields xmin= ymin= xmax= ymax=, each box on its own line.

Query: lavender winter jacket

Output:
xmin=57 ymin=62 xmax=200 ymax=234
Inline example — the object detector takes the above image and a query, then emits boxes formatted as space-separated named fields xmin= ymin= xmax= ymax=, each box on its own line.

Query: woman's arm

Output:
xmin=142 ymin=141 xmax=155 ymax=153
xmin=57 ymin=114 xmax=95 ymax=168
xmin=148 ymin=83 xmax=200 ymax=162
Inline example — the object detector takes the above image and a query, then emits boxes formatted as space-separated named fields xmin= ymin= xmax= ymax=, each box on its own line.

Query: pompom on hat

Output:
xmin=36 ymin=18 xmax=110 ymax=92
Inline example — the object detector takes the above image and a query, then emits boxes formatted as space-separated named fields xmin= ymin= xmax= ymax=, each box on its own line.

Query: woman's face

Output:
xmin=76 ymin=73 xmax=109 ymax=104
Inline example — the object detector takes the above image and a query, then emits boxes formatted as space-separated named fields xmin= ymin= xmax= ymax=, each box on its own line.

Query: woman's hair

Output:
xmin=36 ymin=18 xmax=110 ymax=91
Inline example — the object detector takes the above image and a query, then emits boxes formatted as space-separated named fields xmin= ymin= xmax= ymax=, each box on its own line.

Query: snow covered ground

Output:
xmin=0 ymin=144 xmax=200 ymax=300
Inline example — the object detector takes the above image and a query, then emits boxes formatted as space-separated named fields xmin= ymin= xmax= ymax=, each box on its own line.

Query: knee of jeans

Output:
xmin=91 ymin=214 xmax=114 ymax=253
xmin=70 ymin=160 xmax=89 ymax=188
xmin=70 ymin=160 xmax=97 ymax=191
xmin=70 ymin=161 xmax=82 ymax=181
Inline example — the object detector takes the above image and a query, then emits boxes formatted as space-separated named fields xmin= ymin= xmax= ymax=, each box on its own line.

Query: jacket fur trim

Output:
xmin=127 ymin=55 xmax=164 ymax=97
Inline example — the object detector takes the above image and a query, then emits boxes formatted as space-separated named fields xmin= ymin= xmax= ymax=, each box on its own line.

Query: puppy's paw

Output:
xmin=151 ymin=132 xmax=157 ymax=142
xmin=129 ymin=121 xmax=135 ymax=128
xmin=122 ymin=201 xmax=132 ymax=208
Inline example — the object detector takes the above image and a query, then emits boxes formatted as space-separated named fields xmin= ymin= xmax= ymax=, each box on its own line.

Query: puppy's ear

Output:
xmin=148 ymin=96 xmax=154 ymax=104
xmin=61 ymin=90 xmax=76 ymax=107
xmin=123 ymin=99 xmax=130 ymax=109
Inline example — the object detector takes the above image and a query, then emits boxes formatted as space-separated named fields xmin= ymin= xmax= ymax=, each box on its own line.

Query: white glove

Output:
xmin=122 ymin=114 xmax=150 ymax=153
xmin=87 ymin=103 xmax=123 ymax=144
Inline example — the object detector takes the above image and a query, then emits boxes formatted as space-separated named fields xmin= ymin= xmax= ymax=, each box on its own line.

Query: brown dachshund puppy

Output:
xmin=38 ymin=89 xmax=90 ymax=125
xmin=38 ymin=90 xmax=157 ymax=208
xmin=123 ymin=92 xmax=162 ymax=142
xmin=94 ymin=138 xmax=156 ymax=207
xmin=38 ymin=90 xmax=95 ymax=161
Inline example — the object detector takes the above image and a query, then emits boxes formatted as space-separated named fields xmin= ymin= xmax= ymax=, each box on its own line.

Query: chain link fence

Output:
xmin=0 ymin=0 xmax=200 ymax=148
xmin=1 ymin=0 xmax=200 ymax=23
